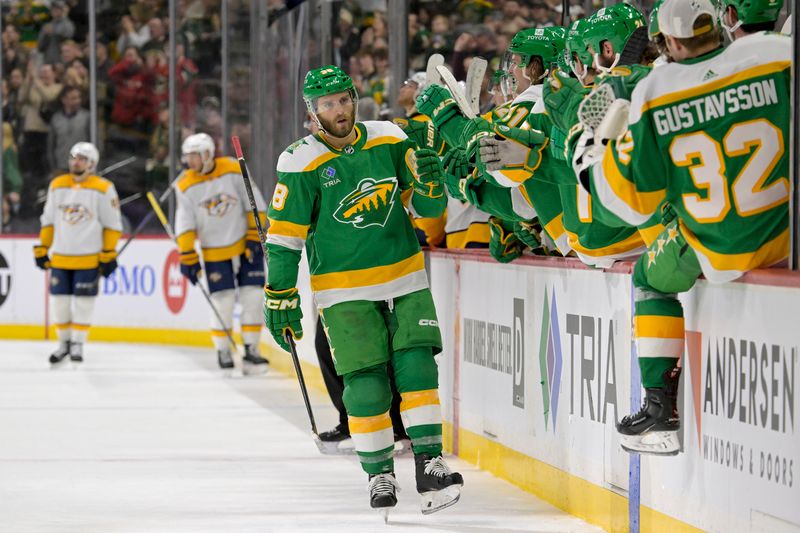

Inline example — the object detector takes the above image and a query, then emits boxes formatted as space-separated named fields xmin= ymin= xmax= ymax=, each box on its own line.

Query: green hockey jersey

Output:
xmin=267 ymin=121 xmax=445 ymax=308
xmin=588 ymin=33 xmax=791 ymax=282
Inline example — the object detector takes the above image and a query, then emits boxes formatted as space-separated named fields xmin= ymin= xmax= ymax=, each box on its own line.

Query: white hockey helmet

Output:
xmin=69 ymin=142 xmax=99 ymax=171
xmin=407 ymin=71 xmax=427 ymax=99
xmin=181 ymin=132 xmax=216 ymax=172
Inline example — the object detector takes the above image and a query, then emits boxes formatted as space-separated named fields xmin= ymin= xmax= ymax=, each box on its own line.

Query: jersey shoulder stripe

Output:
xmin=362 ymin=120 xmax=408 ymax=146
xmin=276 ymin=134 xmax=334 ymax=173
xmin=49 ymin=174 xmax=112 ymax=193
xmin=175 ymin=158 xmax=242 ymax=193
xmin=630 ymin=35 xmax=790 ymax=122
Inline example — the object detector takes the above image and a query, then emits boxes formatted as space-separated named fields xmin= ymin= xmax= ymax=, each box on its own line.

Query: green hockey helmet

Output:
xmin=566 ymin=18 xmax=593 ymax=69
xmin=649 ymin=0 xmax=665 ymax=39
xmin=507 ymin=26 xmax=566 ymax=69
xmin=584 ymin=3 xmax=646 ymax=56
xmin=302 ymin=65 xmax=358 ymax=113
xmin=718 ymin=0 xmax=783 ymax=32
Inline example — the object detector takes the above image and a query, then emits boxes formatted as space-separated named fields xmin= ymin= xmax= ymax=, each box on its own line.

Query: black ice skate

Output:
xmin=217 ymin=349 xmax=234 ymax=369
xmin=69 ymin=342 xmax=84 ymax=364
xmin=415 ymin=453 xmax=463 ymax=514
xmin=617 ymin=368 xmax=681 ymax=456
xmin=242 ymin=344 xmax=268 ymax=374
xmin=314 ymin=424 xmax=354 ymax=455
xmin=49 ymin=341 xmax=70 ymax=365
xmin=368 ymin=472 xmax=399 ymax=523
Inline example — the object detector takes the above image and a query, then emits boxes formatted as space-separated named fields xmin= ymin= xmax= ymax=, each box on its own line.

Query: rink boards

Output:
xmin=1 ymin=236 xmax=798 ymax=532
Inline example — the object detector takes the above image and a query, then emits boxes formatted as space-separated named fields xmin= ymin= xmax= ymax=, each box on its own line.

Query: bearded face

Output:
xmin=313 ymin=91 xmax=357 ymax=138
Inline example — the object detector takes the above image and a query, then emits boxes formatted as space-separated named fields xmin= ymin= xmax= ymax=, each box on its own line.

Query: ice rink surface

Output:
xmin=0 ymin=341 xmax=603 ymax=533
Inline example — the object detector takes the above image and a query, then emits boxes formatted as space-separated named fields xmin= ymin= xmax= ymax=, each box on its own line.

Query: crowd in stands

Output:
xmin=1 ymin=0 xmax=584 ymax=232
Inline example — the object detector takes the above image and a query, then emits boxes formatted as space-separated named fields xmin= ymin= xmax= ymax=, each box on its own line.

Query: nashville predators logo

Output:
xmin=200 ymin=193 xmax=238 ymax=217
xmin=58 ymin=203 xmax=92 ymax=225
xmin=333 ymin=177 xmax=397 ymax=229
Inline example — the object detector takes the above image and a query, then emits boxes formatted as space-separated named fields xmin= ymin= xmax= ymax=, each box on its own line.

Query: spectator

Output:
xmin=427 ymin=14 xmax=454 ymax=61
xmin=333 ymin=8 xmax=361 ymax=70
xmin=36 ymin=0 xmax=75 ymax=66
xmin=180 ymin=0 xmax=221 ymax=77
xmin=59 ymin=39 xmax=82 ymax=68
xmin=6 ymin=0 xmax=51 ymax=48
xmin=141 ymin=17 xmax=168 ymax=54
xmin=2 ymin=25 xmax=31 ymax=73
xmin=117 ymin=14 xmax=150 ymax=52
xmin=530 ymin=1 xmax=555 ymax=27
xmin=18 ymin=61 xmax=62 ymax=192
xmin=2 ymin=122 xmax=23 ymax=230
xmin=370 ymin=47 xmax=390 ymax=106
xmin=62 ymin=58 xmax=90 ymax=102
xmin=352 ymin=47 xmax=377 ymax=98
xmin=172 ymin=43 xmax=199 ymax=127
xmin=107 ymin=46 xmax=155 ymax=154
xmin=47 ymin=86 xmax=90 ymax=173
xmin=145 ymin=105 xmax=169 ymax=190
xmin=3 ymin=71 xmax=24 ymax=132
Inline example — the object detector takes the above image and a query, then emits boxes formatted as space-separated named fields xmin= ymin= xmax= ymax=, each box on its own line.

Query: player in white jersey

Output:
xmin=34 ymin=142 xmax=123 ymax=364
xmin=173 ymin=133 xmax=269 ymax=371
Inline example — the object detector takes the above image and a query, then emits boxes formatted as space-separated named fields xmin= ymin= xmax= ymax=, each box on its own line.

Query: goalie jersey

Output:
xmin=589 ymin=32 xmax=791 ymax=282
xmin=39 ymin=174 xmax=122 ymax=269
xmin=173 ymin=157 xmax=267 ymax=262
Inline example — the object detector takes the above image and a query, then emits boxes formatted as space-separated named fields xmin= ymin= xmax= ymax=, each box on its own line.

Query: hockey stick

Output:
xmin=436 ymin=64 xmax=477 ymax=119
xmin=425 ymin=53 xmax=445 ymax=87
xmin=119 ymin=192 xmax=143 ymax=207
xmin=145 ymin=191 xmax=245 ymax=376
xmin=117 ymin=184 xmax=177 ymax=259
xmin=231 ymin=136 xmax=321 ymax=443
xmin=465 ymin=57 xmax=487 ymax=116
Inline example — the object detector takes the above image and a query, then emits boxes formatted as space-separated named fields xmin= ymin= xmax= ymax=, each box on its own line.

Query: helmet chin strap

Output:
xmin=719 ymin=12 xmax=742 ymax=40
xmin=593 ymin=52 xmax=620 ymax=74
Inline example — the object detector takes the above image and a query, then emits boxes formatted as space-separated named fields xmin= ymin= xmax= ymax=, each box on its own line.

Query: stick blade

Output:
xmin=436 ymin=65 xmax=476 ymax=119
xmin=426 ymin=53 xmax=445 ymax=86
xmin=465 ymin=57 xmax=487 ymax=116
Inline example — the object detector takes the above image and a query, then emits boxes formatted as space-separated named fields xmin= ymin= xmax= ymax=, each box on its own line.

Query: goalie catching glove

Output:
xmin=264 ymin=286 xmax=304 ymax=352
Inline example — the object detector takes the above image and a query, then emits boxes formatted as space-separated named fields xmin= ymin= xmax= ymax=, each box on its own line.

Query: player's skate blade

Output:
xmin=49 ymin=342 xmax=70 ymax=366
xmin=620 ymin=431 xmax=680 ymax=456
xmin=314 ymin=436 xmax=355 ymax=455
xmin=420 ymin=484 xmax=461 ymax=515
xmin=368 ymin=473 xmax=398 ymax=522
xmin=415 ymin=454 xmax=463 ymax=514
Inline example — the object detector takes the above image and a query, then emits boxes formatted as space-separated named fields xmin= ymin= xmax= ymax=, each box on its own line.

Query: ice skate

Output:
xmin=49 ymin=341 xmax=71 ymax=366
xmin=69 ymin=342 xmax=83 ymax=367
xmin=415 ymin=454 xmax=463 ymax=514
xmin=617 ymin=368 xmax=681 ymax=456
xmin=315 ymin=424 xmax=354 ymax=455
xmin=217 ymin=349 xmax=234 ymax=370
xmin=368 ymin=472 xmax=399 ymax=523
xmin=242 ymin=344 xmax=268 ymax=375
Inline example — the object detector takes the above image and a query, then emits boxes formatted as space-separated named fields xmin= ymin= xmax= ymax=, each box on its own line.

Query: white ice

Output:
xmin=0 ymin=340 xmax=603 ymax=533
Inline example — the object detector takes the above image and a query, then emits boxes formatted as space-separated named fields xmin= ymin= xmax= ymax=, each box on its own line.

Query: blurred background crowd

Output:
xmin=1 ymin=0 xmax=591 ymax=234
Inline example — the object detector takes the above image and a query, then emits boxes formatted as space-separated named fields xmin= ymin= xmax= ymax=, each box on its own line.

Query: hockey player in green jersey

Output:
xmin=264 ymin=66 xmax=462 ymax=516
xmin=574 ymin=0 xmax=790 ymax=455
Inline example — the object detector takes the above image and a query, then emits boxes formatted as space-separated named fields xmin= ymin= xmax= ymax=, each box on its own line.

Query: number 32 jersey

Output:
xmin=589 ymin=32 xmax=791 ymax=282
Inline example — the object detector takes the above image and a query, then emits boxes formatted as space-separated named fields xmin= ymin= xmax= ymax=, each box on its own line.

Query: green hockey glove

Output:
xmin=493 ymin=124 xmax=547 ymax=147
xmin=543 ymin=69 xmax=589 ymax=134
xmin=489 ymin=216 xmax=524 ymax=264
xmin=412 ymin=148 xmax=445 ymax=199
xmin=513 ymin=220 xmax=548 ymax=254
xmin=416 ymin=85 xmax=459 ymax=128
xmin=263 ymin=286 xmax=303 ymax=352
xmin=441 ymin=147 xmax=469 ymax=201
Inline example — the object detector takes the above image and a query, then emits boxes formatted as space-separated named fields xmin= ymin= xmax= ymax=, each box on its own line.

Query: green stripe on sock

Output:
xmin=639 ymin=357 xmax=679 ymax=388
xmin=635 ymin=298 xmax=683 ymax=318
xmin=406 ymin=423 xmax=443 ymax=456
xmin=357 ymin=446 xmax=395 ymax=475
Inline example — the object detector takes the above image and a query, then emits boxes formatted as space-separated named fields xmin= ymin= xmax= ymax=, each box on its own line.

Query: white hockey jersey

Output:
xmin=39 ymin=174 xmax=123 ymax=269
xmin=174 ymin=157 xmax=267 ymax=262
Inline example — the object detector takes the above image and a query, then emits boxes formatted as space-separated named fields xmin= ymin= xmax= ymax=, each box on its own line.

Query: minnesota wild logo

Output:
xmin=333 ymin=177 xmax=397 ymax=229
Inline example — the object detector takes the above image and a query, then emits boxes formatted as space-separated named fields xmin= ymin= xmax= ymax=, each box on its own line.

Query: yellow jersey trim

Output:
xmin=311 ymin=252 xmax=425 ymax=292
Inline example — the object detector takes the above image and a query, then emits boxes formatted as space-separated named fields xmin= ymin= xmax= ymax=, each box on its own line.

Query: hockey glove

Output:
xmin=479 ymin=124 xmax=546 ymax=174
xmin=543 ymin=70 xmax=589 ymax=135
xmin=263 ymin=286 xmax=303 ymax=352
xmin=244 ymin=236 xmax=264 ymax=264
xmin=416 ymin=85 xmax=459 ymax=128
xmin=179 ymin=250 xmax=202 ymax=285
xmin=98 ymin=250 xmax=118 ymax=278
xmin=411 ymin=148 xmax=445 ymax=199
xmin=513 ymin=220 xmax=548 ymax=255
xmin=488 ymin=217 xmax=524 ymax=264
xmin=33 ymin=245 xmax=50 ymax=270
xmin=441 ymin=147 xmax=469 ymax=201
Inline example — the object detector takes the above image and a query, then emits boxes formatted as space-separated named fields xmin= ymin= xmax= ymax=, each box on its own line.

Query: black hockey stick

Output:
xmin=231 ymin=136 xmax=320 ymax=439
xmin=146 ymin=191 xmax=245 ymax=375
